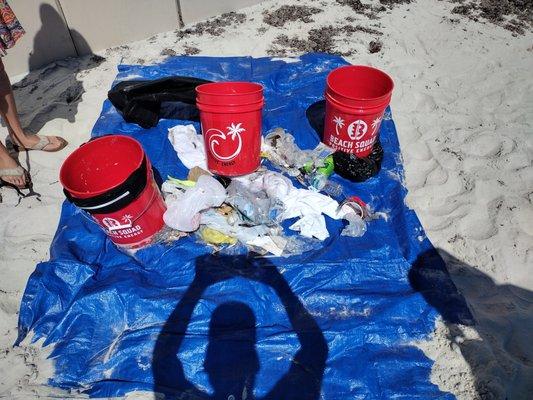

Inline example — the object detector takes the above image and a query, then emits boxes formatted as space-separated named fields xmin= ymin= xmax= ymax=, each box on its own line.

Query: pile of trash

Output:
xmin=162 ymin=125 xmax=376 ymax=256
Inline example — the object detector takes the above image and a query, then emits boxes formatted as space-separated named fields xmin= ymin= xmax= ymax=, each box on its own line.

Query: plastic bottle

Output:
xmin=321 ymin=180 xmax=343 ymax=198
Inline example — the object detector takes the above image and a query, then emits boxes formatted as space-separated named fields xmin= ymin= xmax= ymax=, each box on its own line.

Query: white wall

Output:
xmin=4 ymin=0 xmax=264 ymax=77
xmin=180 ymin=0 xmax=263 ymax=24
xmin=59 ymin=0 xmax=180 ymax=56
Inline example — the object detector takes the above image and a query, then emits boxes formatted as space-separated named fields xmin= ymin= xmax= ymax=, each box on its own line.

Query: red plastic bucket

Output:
xmin=59 ymin=135 xmax=166 ymax=249
xmin=196 ymin=82 xmax=264 ymax=176
xmin=324 ymin=65 xmax=394 ymax=157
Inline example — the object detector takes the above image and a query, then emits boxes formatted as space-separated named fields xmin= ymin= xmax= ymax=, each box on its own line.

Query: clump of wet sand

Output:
xmin=449 ymin=0 xmax=533 ymax=35
xmin=176 ymin=12 xmax=247 ymax=39
xmin=267 ymin=23 xmax=383 ymax=56
xmin=263 ymin=5 xmax=322 ymax=27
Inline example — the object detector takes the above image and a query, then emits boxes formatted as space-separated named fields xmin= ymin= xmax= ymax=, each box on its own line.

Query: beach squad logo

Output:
xmin=347 ymin=120 xmax=368 ymax=140
xmin=102 ymin=215 xmax=132 ymax=231
xmin=100 ymin=214 xmax=143 ymax=239
xmin=330 ymin=114 xmax=384 ymax=154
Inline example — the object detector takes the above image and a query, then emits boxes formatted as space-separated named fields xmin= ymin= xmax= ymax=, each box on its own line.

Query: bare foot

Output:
xmin=0 ymin=152 xmax=27 ymax=188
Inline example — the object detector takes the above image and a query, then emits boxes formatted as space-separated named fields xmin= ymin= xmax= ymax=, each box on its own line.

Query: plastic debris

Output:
xmin=338 ymin=196 xmax=371 ymax=237
xmin=303 ymin=154 xmax=344 ymax=198
xmin=338 ymin=196 xmax=370 ymax=219
xmin=262 ymin=128 xmax=311 ymax=175
xmin=226 ymin=179 xmax=282 ymax=225
xmin=247 ymin=235 xmax=286 ymax=257
xmin=289 ymin=214 xmax=329 ymax=241
xmin=262 ymin=129 xmax=335 ymax=183
xmin=168 ymin=124 xmax=207 ymax=170
xmin=161 ymin=164 xmax=361 ymax=252
xmin=281 ymin=235 xmax=322 ymax=256
xmin=166 ymin=176 xmax=196 ymax=188
xmin=262 ymin=129 xmax=339 ymax=198
xmin=281 ymin=188 xmax=339 ymax=221
xmin=163 ymin=175 xmax=226 ymax=232
xmin=200 ymin=209 xmax=272 ymax=243
xmin=152 ymin=226 xmax=189 ymax=244
xmin=187 ymin=166 xmax=211 ymax=182
xmin=341 ymin=213 xmax=367 ymax=237
xmin=231 ymin=170 xmax=342 ymax=241
xmin=262 ymin=171 xmax=293 ymax=199
xmin=199 ymin=227 xmax=237 ymax=246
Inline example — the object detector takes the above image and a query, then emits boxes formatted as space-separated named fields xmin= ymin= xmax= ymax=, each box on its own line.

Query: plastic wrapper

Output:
xmin=163 ymin=175 xmax=226 ymax=232
xmin=341 ymin=213 xmax=367 ymax=237
xmin=263 ymin=128 xmax=312 ymax=175
xmin=226 ymin=179 xmax=282 ymax=225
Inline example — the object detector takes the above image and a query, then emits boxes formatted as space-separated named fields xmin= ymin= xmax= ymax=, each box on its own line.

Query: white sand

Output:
xmin=0 ymin=0 xmax=531 ymax=398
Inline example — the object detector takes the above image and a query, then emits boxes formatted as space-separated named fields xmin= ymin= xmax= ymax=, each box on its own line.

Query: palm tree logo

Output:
xmin=227 ymin=123 xmax=245 ymax=139
xmin=371 ymin=116 xmax=382 ymax=133
xmin=207 ymin=122 xmax=245 ymax=162
xmin=333 ymin=116 xmax=345 ymax=136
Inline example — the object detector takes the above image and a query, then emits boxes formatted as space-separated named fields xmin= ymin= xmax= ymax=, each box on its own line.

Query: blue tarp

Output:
xmin=18 ymin=54 xmax=473 ymax=399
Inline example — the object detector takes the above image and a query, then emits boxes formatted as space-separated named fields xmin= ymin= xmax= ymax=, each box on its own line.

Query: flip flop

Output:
xmin=0 ymin=165 xmax=30 ymax=191
xmin=8 ymin=135 xmax=68 ymax=153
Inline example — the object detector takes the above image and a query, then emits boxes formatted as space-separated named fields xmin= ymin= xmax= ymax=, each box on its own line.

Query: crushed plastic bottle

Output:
xmin=307 ymin=155 xmax=343 ymax=198
xmin=321 ymin=180 xmax=343 ymax=198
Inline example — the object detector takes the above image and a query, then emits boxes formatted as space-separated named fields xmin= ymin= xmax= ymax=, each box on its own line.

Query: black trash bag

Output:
xmin=306 ymin=100 xmax=383 ymax=182
xmin=108 ymin=76 xmax=212 ymax=129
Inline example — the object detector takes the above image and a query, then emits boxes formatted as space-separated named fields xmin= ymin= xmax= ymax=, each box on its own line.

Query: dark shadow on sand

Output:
xmin=409 ymin=248 xmax=533 ymax=398
xmin=153 ymin=254 xmax=328 ymax=400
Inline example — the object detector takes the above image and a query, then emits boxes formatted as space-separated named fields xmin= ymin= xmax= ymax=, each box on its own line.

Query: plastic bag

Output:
xmin=163 ymin=175 xmax=226 ymax=232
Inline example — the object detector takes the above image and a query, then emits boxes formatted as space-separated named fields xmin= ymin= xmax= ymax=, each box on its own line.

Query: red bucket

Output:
xmin=196 ymin=82 xmax=264 ymax=176
xmin=59 ymin=135 xmax=166 ymax=249
xmin=324 ymin=65 xmax=394 ymax=157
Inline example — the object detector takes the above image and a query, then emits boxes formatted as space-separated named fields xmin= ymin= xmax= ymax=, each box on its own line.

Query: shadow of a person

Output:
xmin=153 ymin=254 xmax=328 ymax=400
xmin=10 ymin=3 xmax=102 ymax=135
xmin=29 ymin=3 xmax=92 ymax=70
xmin=409 ymin=248 xmax=533 ymax=399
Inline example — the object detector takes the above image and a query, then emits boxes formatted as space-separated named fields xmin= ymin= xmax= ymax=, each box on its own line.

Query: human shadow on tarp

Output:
xmin=153 ymin=254 xmax=328 ymax=400
xmin=409 ymin=249 xmax=533 ymax=399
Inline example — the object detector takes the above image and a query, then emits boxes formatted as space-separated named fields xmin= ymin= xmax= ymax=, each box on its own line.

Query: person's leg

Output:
xmin=0 ymin=141 xmax=26 ymax=187
xmin=0 ymin=59 xmax=65 ymax=151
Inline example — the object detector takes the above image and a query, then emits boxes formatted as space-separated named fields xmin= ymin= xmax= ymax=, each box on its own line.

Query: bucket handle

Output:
xmin=78 ymin=181 xmax=162 ymax=234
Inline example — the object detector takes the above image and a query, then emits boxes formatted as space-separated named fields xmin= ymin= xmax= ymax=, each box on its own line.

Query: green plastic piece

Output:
xmin=316 ymin=155 xmax=334 ymax=177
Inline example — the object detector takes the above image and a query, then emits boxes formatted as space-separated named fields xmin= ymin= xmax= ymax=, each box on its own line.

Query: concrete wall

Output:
xmin=180 ymin=0 xmax=263 ymax=24
xmin=4 ymin=0 xmax=264 ymax=77
xmin=59 ymin=0 xmax=180 ymax=56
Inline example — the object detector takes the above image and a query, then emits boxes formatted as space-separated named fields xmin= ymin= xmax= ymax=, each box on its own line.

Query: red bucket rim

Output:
xmin=60 ymin=135 xmax=145 ymax=199
xmin=327 ymin=65 xmax=394 ymax=102
xmin=196 ymin=81 xmax=264 ymax=96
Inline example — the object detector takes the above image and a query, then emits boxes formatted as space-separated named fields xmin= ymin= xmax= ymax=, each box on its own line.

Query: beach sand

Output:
xmin=0 ymin=0 xmax=531 ymax=398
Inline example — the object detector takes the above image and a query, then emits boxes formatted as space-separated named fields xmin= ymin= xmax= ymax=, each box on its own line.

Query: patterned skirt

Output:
xmin=0 ymin=0 xmax=24 ymax=55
